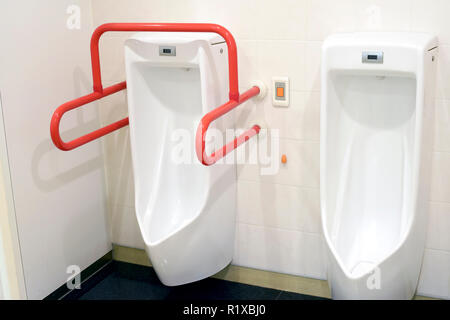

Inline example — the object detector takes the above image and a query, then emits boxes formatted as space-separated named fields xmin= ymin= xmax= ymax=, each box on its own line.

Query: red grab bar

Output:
xmin=50 ymin=81 xmax=128 ymax=150
xmin=196 ymin=86 xmax=260 ymax=165
xmin=51 ymin=23 xmax=261 ymax=165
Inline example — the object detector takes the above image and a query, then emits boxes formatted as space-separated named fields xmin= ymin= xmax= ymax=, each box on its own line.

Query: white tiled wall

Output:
xmin=91 ymin=0 xmax=450 ymax=299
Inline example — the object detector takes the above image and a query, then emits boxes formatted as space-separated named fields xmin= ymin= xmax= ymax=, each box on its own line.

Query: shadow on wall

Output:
xmin=104 ymin=111 xmax=134 ymax=209
xmin=31 ymin=66 xmax=105 ymax=193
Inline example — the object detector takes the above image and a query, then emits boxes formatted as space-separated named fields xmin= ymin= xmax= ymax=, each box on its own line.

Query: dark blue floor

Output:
xmin=63 ymin=261 xmax=327 ymax=300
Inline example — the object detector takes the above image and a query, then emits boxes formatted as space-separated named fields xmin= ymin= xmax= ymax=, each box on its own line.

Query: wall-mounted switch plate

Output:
xmin=272 ymin=77 xmax=289 ymax=107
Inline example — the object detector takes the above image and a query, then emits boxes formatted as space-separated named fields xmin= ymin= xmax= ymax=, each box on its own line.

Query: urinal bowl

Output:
xmin=124 ymin=33 xmax=236 ymax=286
xmin=320 ymin=33 xmax=437 ymax=299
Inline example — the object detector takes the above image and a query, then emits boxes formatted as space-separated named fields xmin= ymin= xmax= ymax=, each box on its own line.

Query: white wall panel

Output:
xmin=0 ymin=0 xmax=111 ymax=299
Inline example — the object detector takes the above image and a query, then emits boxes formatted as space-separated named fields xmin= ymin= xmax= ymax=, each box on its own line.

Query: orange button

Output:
xmin=276 ymin=87 xmax=284 ymax=97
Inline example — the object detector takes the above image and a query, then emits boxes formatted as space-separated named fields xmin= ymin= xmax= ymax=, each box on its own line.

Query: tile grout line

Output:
xmin=423 ymin=247 xmax=450 ymax=255
xmin=237 ymin=179 xmax=320 ymax=190
xmin=236 ymin=221 xmax=323 ymax=237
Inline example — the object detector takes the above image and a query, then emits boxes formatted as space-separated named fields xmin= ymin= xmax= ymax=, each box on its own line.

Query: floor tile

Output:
xmin=65 ymin=261 xmax=326 ymax=300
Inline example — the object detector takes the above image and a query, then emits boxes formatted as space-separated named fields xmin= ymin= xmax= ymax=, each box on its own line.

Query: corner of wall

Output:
xmin=0 ymin=93 xmax=27 ymax=299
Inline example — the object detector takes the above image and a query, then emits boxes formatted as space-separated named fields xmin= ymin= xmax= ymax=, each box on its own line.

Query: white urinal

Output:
xmin=124 ymin=33 xmax=236 ymax=286
xmin=321 ymin=33 xmax=437 ymax=299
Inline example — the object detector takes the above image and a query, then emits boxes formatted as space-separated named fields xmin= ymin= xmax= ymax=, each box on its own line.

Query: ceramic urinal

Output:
xmin=124 ymin=33 xmax=236 ymax=286
xmin=321 ymin=33 xmax=437 ymax=299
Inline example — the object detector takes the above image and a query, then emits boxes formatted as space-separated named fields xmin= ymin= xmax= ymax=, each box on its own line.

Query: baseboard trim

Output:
xmin=112 ymin=244 xmax=151 ymax=267
xmin=111 ymin=244 xmax=439 ymax=300
xmin=44 ymin=251 xmax=113 ymax=300
xmin=212 ymin=264 xmax=331 ymax=298
xmin=112 ymin=245 xmax=330 ymax=298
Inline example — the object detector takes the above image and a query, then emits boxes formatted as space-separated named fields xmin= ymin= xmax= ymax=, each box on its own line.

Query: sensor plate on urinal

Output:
xmin=159 ymin=46 xmax=176 ymax=56
xmin=362 ymin=51 xmax=383 ymax=63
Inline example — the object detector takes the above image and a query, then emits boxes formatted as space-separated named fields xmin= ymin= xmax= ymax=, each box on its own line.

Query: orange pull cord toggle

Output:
xmin=281 ymin=154 xmax=287 ymax=164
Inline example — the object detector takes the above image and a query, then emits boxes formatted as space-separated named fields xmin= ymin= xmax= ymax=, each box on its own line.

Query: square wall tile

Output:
xmin=104 ymin=147 xmax=135 ymax=209
xmin=306 ymin=0 xmax=356 ymax=40
xmin=305 ymin=42 xmax=322 ymax=92
xmin=412 ymin=0 xmax=450 ymax=45
xmin=430 ymin=152 xmax=450 ymax=203
xmin=233 ymin=223 xmax=326 ymax=279
xmin=417 ymin=249 xmax=450 ymax=299
xmin=255 ymin=0 xmax=308 ymax=40
xmin=99 ymin=34 xmax=130 ymax=84
xmin=97 ymin=89 xmax=135 ymax=208
xmin=435 ymin=46 xmax=450 ymax=101
xmin=110 ymin=205 xmax=145 ymax=249
xmin=433 ymin=99 xmax=450 ymax=152
xmin=237 ymin=138 xmax=320 ymax=189
xmin=307 ymin=0 xmax=412 ymax=41
xmin=236 ymin=40 xmax=260 ymax=89
xmin=91 ymin=0 xmax=170 ymax=24
xmin=426 ymin=202 xmax=450 ymax=252
xmin=265 ymin=91 xmax=321 ymax=141
xmin=237 ymin=180 xmax=321 ymax=233
xmin=235 ymin=91 xmax=320 ymax=142
xmin=257 ymin=41 xmax=306 ymax=92
xmin=102 ymin=128 xmax=135 ymax=209
xmin=97 ymin=87 xmax=128 ymax=127
xmin=186 ymin=0 xmax=258 ymax=40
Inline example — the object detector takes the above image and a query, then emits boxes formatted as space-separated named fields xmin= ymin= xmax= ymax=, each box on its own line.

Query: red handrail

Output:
xmin=50 ymin=81 xmax=128 ymax=150
xmin=196 ymin=86 xmax=261 ymax=165
xmin=51 ymin=23 xmax=261 ymax=165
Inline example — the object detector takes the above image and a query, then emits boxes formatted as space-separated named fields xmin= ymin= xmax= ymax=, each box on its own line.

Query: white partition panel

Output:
xmin=0 ymin=0 xmax=111 ymax=299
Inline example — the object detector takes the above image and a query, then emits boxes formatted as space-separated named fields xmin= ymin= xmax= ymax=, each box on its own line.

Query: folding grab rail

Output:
xmin=50 ymin=23 xmax=261 ymax=165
